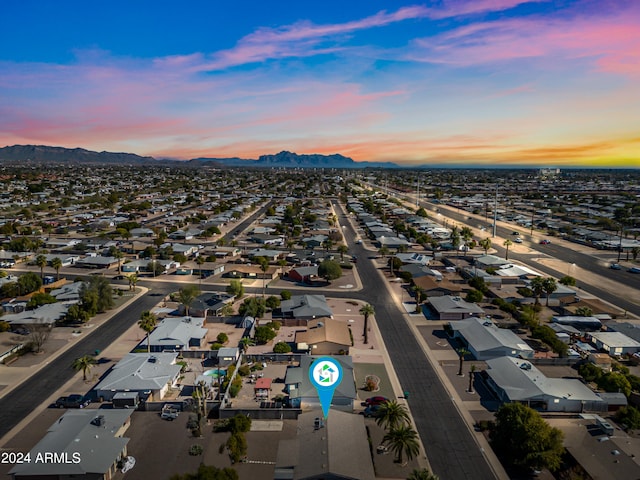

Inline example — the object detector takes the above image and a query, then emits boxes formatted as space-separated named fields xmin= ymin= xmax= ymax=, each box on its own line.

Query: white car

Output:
xmin=514 ymin=237 xmax=523 ymax=243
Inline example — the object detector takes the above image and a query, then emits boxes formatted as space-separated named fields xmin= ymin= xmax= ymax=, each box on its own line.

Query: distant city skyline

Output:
xmin=1 ymin=1 xmax=639 ymax=167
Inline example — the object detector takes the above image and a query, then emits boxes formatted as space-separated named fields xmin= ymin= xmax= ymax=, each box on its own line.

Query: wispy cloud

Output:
xmin=409 ymin=5 xmax=640 ymax=76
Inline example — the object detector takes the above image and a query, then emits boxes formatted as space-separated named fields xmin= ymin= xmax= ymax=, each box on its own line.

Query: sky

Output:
xmin=1 ymin=0 xmax=639 ymax=167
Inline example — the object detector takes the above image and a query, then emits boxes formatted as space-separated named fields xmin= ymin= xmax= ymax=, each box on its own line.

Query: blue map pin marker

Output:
xmin=309 ymin=356 xmax=343 ymax=419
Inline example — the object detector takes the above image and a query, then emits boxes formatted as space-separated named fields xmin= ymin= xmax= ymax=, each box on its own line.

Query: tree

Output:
xmin=457 ymin=348 xmax=470 ymax=376
xmin=318 ymin=260 xmax=342 ymax=281
xmin=479 ymin=237 xmax=492 ymax=255
xmin=359 ymin=303 xmax=375 ymax=345
xmin=50 ymin=257 xmax=63 ymax=281
xmin=542 ymin=277 xmax=557 ymax=306
xmin=383 ymin=425 xmax=420 ymax=465
xmin=273 ymin=341 xmax=291 ymax=353
xmin=337 ymin=244 xmax=348 ymax=262
xmin=490 ymin=402 xmax=564 ymax=471
xmin=126 ymin=273 xmax=138 ymax=291
xmin=226 ymin=279 xmax=244 ymax=298
xmin=465 ymin=289 xmax=483 ymax=303
xmin=81 ymin=276 xmax=114 ymax=313
xmin=28 ymin=324 xmax=50 ymax=353
xmin=379 ymin=245 xmax=390 ymax=258
xmin=407 ymin=469 xmax=440 ymax=480
xmin=138 ymin=310 xmax=158 ymax=352
xmin=35 ymin=254 xmax=47 ymax=279
xmin=265 ymin=295 xmax=280 ymax=309
xmin=558 ymin=275 xmax=576 ymax=286
xmin=280 ymin=290 xmax=292 ymax=300
xmin=468 ymin=364 xmax=477 ymax=393
xmin=615 ymin=405 xmax=640 ymax=429
xmin=597 ymin=371 xmax=632 ymax=397
xmin=17 ymin=272 xmax=42 ymax=295
xmin=238 ymin=297 xmax=266 ymax=319
xmin=178 ymin=285 xmax=200 ymax=316
xmin=416 ymin=207 xmax=428 ymax=218
xmin=255 ymin=256 xmax=269 ymax=297
xmin=321 ymin=238 xmax=334 ymax=252
xmin=254 ymin=325 xmax=277 ymax=344
xmin=503 ymin=238 xmax=513 ymax=260
xmin=376 ymin=400 xmax=410 ymax=431
xmin=72 ymin=355 xmax=97 ymax=381
xmin=530 ymin=276 xmax=545 ymax=305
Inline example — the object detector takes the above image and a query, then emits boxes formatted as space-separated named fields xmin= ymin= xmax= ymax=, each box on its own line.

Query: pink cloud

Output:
xmin=410 ymin=7 xmax=640 ymax=75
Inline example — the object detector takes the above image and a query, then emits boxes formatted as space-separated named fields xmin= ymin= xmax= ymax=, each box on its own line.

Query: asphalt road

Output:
xmin=425 ymin=202 xmax=640 ymax=317
xmin=334 ymin=201 xmax=498 ymax=480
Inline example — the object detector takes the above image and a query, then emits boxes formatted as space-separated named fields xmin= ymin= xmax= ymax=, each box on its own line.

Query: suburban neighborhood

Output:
xmin=0 ymin=164 xmax=638 ymax=480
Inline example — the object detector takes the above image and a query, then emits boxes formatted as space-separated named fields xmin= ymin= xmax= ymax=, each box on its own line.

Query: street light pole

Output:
xmin=492 ymin=185 xmax=498 ymax=238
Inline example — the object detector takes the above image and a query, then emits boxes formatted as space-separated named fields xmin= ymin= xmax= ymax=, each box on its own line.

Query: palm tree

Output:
xmin=322 ymin=238 xmax=334 ymax=253
xmin=196 ymin=256 xmax=205 ymax=287
xmin=383 ymin=424 xmax=420 ymax=465
xmin=50 ymin=257 xmax=63 ymax=281
xmin=376 ymin=400 xmax=410 ymax=431
xmin=113 ymin=248 xmax=123 ymax=274
xmin=503 ymin=238 xmax=513 ymax=260
xmin=457 ymin=347 xmax=470 ymax=376
xmin=72 ymin=355 xmax=97 ymax=382
xmin=126 ymin=273 xmax=138 ymax=291
xmin=530 ymin=276 xmax=545 ymax=305
xmin=379 ymin=245 xmax=390 ymax=258
xmin=359 ymin=303 xmax=375 ymax=345
xmin=479 ymin=238 xmax=492 ymax=255
xmin=468 ymin=364 xmax=477 ymax=393
xmin=460 ymin=226 xmax=474 ymax=244
xmin=286 ymin=239 xmax=295 ymax=252
xmin=413 ymin=286 xmax=426 ymax=313
xmin=35 ymin=254 xmax=47 ymax=279
xmin=277 ymin=258 xmax=288 ymax=277
xmin=255 ymin=256 xmax=269 ymax=297
xmin=178 ymin=285 xmax=200 ymax=316
xmin=138 ymin=310 xmax=158 ymax=352
xmin=407 ymin=469 xmax=440 ymax=480
xmin=337 ymin=244 xmax=348 ymax=262
xmin=542 ymin=277 xmax=557 ymax=307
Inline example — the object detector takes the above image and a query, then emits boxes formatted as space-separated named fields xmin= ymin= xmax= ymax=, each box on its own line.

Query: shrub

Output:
xmin=616 ymin=406 xmax=640 ymax=429
xmin=274 ymin=342 xmax=291 ymax=353
xmin=189 ymin=444 xmax=203 ymax=456
xmin=216 ymin=332 xmax=229 ymax=344
xmin=226 ymin=432 xmax=247 ymax=463
xmin=280 ymin=290 xmax=292 ymax=300
xmin=228 ymin=414 xmax=251 ymax=434
xmin=210 ymin=342 xmax=224 ymax=350
xmin=255 ymin=326 xmax=277 ymax=344
xmin=465 ymin=289 xmax=484 ymax=303
xmin=238 ymin=365 xmax=251 ymax=376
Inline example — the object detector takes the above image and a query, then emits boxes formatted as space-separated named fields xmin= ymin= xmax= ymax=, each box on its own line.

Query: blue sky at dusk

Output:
xmin=1 ymin=0 xmax=639 ymax=166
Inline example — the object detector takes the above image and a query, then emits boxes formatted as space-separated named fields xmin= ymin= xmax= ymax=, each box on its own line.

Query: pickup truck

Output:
xmin=161 ymin=404 xmax=180 ymax=420
xmin=54 ymin=394 xmax=90 ymax=409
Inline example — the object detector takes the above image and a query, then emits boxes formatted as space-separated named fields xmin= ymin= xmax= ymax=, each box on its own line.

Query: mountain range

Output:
xmin=0 ymin=145 xmax=400 ymax=169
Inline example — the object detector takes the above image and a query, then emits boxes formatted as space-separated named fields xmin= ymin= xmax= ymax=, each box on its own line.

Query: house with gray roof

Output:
xmin=428 ymin=295 xmax=485 ymax=320
xmin=451 ymin=317 xmax=534 ymax=360
xmin=285 ymin=356 xmax=356 ymax=410
xmin=274 ymin=410 xmax=375 ymax=480
xmin=94 ymin=352 xmax=181 ymax=401
xmin=474 ymin=254 xmax=512 ymax=269
xmin=276 ymin=295 xmax=333 ymax=325
xmin=50 ymin=281 xmax=86 ymax=303
xmin=588 ymin=331 xmax=640 ymax=356
xmin=3 ymin=303 xmax=69 ymax=327
xmin=485 ymin=356 xmax=604 ymax=412
xmin=9 ymin=409 xmax=134 ymax=480
xmin=143 ymin=316 xmax=208 ymax=352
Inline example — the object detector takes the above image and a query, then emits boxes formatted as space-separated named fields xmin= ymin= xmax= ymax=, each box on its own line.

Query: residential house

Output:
xmin=301 ymin=234 xmax=328 ymax=249
xmin=285 ymin=356 xmax=356 ymax=410
xmin=412 ymin=275 xmax=463 ymax=297
xmin=74 ymin=255 xmax=120 ymax=269
xmin=428 ymin=295 xmax=485 ymax=320
xmin=94 ymin=352 xmax=181 ymax=401
xmin=552 ymin=316 xmax=603 ymax=332
xmin=474 ymin=254 xmax=511 ymax=269
xmin=215 ymin=347 xmax=240 ymax=366
xmin=223 ymin=265 xmax=279 ymax=279
xmin=295 ymin=318 xmax=351 ymax=355
xmin=450 ymin=317 xmax=534 ymax=360
xmin=276 ymin=295 xmax=333 ymax=326
xmin=247 ymin=248 xmax=282 ymax=261
xmin=588 ymin=331 xmax=640 ymax=356
xmin=400 ymin=264 xmax=443 ymax=280
xmin=143 ymin=316 xmax=208 ymax=352
xmin=9 ymin=409 xmax=134 ymax=480
xmin=287 ymin=265 xmax=318 ymax=284
xmin=50 ymin=281 xmax=86 ymax=303
xmin=274 ymin=410 xmax=375 ymax=480
xmin=485 ymin=356 xmax=604 ymax=412
xmin=3 ymin=303 xmax=69 ymax=328
xmin=395 ymin=252 xmax=432 ymax=265
xmin=189 ymin=293 xmax=235 ymax=317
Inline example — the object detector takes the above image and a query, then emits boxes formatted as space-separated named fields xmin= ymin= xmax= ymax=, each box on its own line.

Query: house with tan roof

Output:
xmin=295 ymin=318 xmax=351 ymax=355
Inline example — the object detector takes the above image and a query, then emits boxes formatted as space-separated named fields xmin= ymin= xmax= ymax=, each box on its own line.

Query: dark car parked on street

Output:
xmin=54 ymin=394 xmax=91 ymax=409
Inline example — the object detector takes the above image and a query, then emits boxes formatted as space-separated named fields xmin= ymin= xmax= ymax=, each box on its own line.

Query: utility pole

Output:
xmin=416 ymin=178 xmax=419 ymax=209
xmin=617 ymin=221 xmax=624 ymax=263
xmin=492 ymin=185 xmax=498 ymax=238
xmin=530 ymin=206 xmax=535 ymax=236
